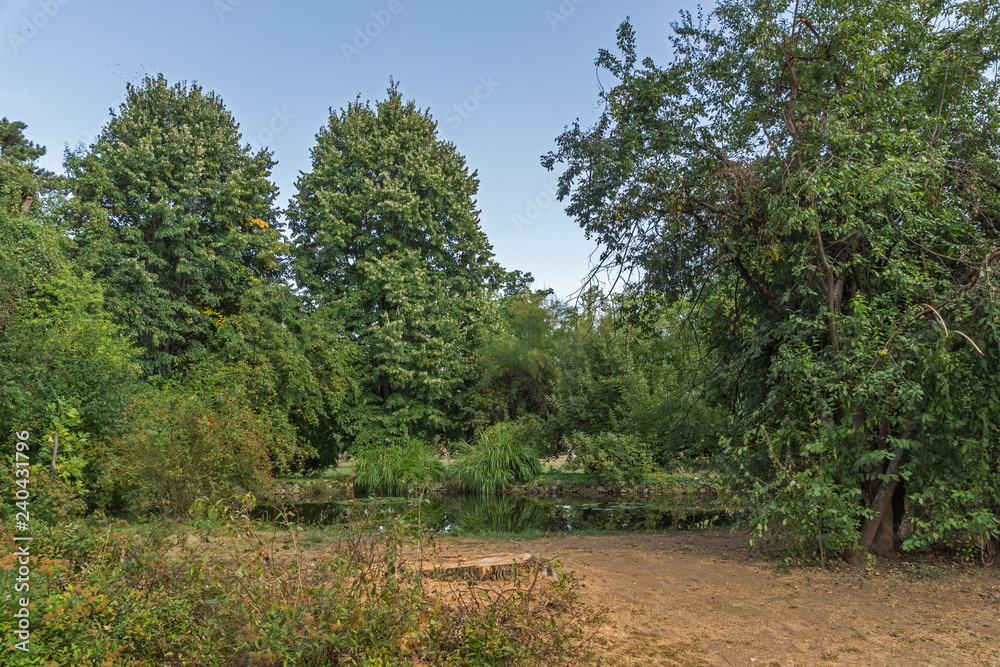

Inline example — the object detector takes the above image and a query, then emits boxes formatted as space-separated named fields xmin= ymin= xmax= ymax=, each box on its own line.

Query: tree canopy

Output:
xmin=65 ymin=74 xmax=288 ymax=377
xmin=544 ymin=0 xmax=1000 ymax=558
xmin=289 ymin=84 xmax=498 ymax=448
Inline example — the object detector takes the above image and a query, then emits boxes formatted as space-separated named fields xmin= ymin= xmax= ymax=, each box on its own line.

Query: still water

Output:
xmin=253 ymin=494 xmax=730 ymax=535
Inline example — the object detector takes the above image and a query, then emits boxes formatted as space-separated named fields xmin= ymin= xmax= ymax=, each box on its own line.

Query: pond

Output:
xmin=252 ymin=494 xmax=732 ymax=535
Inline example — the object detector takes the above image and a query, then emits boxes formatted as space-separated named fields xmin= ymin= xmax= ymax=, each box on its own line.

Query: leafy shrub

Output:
xmin=103 ymin=382 xmax=278 ymax=515
xmin=564 ymin=431 xmax=657 ymax=486
xmin=352 ymin=439 xmax=444 ymax=495
xmin=453 ymin=422 xmax=541 ymax=494
xmin=741 ymin=460 xmax=865 ymax=562
xmin=0 ymin=468 xmax=86 ymax=526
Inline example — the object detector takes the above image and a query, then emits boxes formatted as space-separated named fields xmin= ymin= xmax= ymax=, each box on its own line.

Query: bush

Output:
xmin=0 ymin=469 xmax=86 ymax=527
xmin=564 ymin=431 xmax=657 ymax=486
xmin=454 ymin=422 xmax=541 ymax=494
xmin=102 ymin=382 xmax=277 ymax=515
xmin=352 ymin=439 xmax=445 ymax=495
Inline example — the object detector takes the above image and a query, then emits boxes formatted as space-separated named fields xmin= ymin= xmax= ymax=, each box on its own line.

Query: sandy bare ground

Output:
xmin=438 ymin=531 xmax=1000 ymax=666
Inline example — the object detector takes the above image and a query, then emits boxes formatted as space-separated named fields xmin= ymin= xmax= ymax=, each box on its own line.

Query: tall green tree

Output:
xmin=1 ymin=134 xmax=142 ymax=468
xmin=0 ymin=118 xmax=45 ymax=165
xmin=289 ymin=84 xmax=498 ymax=447
xmin=545 ymin=2 xmax=1000 ymax=559
xmin=65 ymin=74 xmax=288 ymax=377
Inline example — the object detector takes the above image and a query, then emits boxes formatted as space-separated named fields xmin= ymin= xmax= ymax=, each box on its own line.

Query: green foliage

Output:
xmin=0 ymin=169 xmax=142 ymax=462
xmin=103 ymin=380 xmax=278 ymax=515
xmin=735 ymin=428 xmax=866 ymax=560
xmin=453 ymin=422 xmax=541 ymax=494
xmin=289 ymin=83 xmax=499 ymax=447
xmin=0 ymin=508 xmax=593 ymax=665
xmin=0 ymin=153 xmax=36 ymax=219
xmin=65 ymin=74 xmax=288 ymax=377
xmin=564 ymin=431 xmax=657 ymax=487
xmin=546 ymin=1 xmax=1000 ymax=556
xmin=0 ymin=117 xmax=45 ymax=164
xmin=472 ymin=285 xmax=564 ymax=432
xmin=352 ymin=439 xmax=445 ymax=496
xmin=199 ymin=283 xmax=356 ymax=467
xmin=38 ymin=400 xmax=91 ymax=495
xmin=0 ymin=117 xmax=54 ymax=187
xmin=551 ymin=292 xmax=720 ymax=463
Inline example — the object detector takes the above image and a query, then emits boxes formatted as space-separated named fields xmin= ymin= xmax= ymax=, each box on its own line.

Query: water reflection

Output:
xmin=253 ymin=494 xmax=729 ymax=535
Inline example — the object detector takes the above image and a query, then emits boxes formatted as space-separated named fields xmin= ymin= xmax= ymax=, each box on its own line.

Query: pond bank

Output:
xmin=266 ymin=473 xmax=721 ymax=504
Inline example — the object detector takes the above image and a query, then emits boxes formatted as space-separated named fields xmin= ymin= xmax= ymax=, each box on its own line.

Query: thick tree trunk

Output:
xmin=843 ymin=446 xmax=907 ymax=565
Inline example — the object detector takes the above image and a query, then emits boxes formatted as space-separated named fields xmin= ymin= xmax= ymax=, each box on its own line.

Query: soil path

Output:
xmin=440 ymin=531 xmax=1000 ymax=666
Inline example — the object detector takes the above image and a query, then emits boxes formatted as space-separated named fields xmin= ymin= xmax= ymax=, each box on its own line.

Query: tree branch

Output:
xmin=731 ymin=254 xmax=793 ymax=314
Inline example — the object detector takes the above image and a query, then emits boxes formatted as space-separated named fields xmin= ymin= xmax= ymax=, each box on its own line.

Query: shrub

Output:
xmin=103 ymin=382 xmax=277 ymax=515
xmin=0 ymin=468 xmax=86 ymax=527
xmin=454 ymin=422 xmax=541 ymax=494
xmin=564 ymin=431 xmax=657 ymax=486
xmin=352 ymin=439 xmax=444 ymax=495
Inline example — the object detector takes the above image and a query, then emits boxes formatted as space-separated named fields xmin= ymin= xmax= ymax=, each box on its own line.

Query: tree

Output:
xmin=1 ymin=144 xmax=142 ymax=482
xmin=200 ymin=283 xmax=356 ymax=468
xmin=544 ymin=2 xmax=1000 ymax=560
xmin=472 ymin=283 xmax=563 ymax=428
xmin=0 ymin=117 xmax=45 ymax=165
xmin=65 ymin=75 xmax=288 ymax=377
xmin=289 ymin=84 xmax=498 ymax=447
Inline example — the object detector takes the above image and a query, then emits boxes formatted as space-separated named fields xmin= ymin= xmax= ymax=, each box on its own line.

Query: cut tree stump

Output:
xmin=412 ymin=553 xmax=544 ymax=581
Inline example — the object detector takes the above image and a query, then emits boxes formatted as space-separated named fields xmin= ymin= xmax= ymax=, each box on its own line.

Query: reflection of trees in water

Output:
xmin=534 ymin=502 xmax=724 ymax=532
xmin=255 ymin=497 xmax=728 ymax=534
xmin=440 ymin=496 xmax=549 ymax=534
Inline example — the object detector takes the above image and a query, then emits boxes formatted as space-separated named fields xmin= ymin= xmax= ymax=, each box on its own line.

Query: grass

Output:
xmin=352 ymin=440 xmax=445 ymax=495
xmin=453 ymin=423 xmax=542 ymax=494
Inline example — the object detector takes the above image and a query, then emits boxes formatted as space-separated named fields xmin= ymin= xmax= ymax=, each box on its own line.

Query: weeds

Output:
xmin=0 ymin=490 xmax=595 ymax=666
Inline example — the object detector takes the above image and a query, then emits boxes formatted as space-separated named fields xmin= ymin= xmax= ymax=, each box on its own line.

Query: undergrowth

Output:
xmin=0 ymin=490 xmax=596 ymax=666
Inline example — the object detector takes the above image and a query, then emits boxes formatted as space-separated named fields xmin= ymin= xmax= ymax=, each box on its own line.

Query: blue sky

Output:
xmin=1 ymin=0 xmax=687 ymax=299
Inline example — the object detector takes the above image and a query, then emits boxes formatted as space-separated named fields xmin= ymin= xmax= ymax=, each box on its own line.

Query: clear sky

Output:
xmin=1 ymin=0 xmax=687 ymax=300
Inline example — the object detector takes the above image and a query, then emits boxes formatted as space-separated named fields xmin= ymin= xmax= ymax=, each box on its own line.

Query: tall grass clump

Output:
xmin=352 ymin=439 xmax=444 ymax=495
xmin=454 ymin=422 xmax=541 ymax=494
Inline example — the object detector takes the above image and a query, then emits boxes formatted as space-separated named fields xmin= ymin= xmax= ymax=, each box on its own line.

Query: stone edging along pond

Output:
xmin=267 ymin=477 xmax=721 ymax=503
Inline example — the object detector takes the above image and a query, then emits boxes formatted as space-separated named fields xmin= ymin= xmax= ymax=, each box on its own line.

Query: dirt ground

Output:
xmin=439 ymin=531 xmax=1000 ymax=666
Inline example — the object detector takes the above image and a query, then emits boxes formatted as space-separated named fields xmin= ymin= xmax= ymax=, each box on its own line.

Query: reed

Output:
xmin=353 ymin=439 xmax=444 ymax=495
xmin=453 ymin=422 xmax=541 ymax=494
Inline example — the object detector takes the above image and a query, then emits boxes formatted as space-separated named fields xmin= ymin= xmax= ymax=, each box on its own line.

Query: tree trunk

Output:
xmin=843 ymin=446 xmax=907 ymax=565
xmin=50 ymin=431 xmax=59 ymax=479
